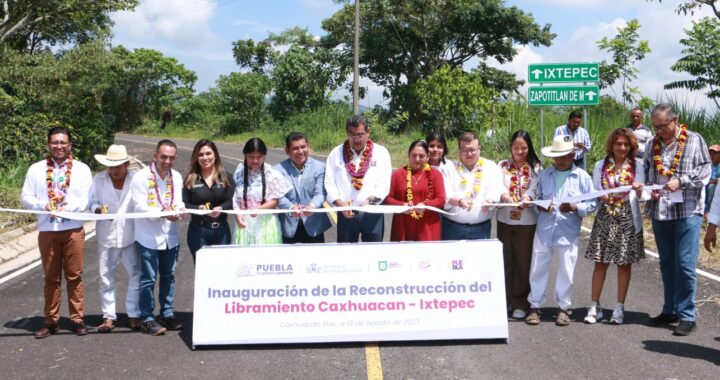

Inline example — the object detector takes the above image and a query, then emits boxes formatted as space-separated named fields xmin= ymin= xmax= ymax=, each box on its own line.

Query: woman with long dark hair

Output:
xmin=583 ymin=128 xmax=647 ymax=325
xmin=384 ymin=140 xmax=446 ymax=241
xmin=497 ymin=130 xmax=542 ymax=320
xmin=183 ymin=139 xmax=235 ymax=263
xmin=232 ymin=137 xmax=291 ymax=245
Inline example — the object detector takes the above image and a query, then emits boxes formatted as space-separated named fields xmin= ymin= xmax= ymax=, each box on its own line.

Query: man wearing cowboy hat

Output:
xmin=522 ymin=135 xmax=597 ymax=327
xmin=20 ymin=126 xmax=93 ymax=338
xmin=88 ymin=144 xmax=141 ymax=333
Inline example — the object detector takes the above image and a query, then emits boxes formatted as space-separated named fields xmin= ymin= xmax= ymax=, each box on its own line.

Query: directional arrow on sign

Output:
xmin=586 ymin=91 xmax=597 ymax=101
xmin=531 ymin=69 xmax=543 ymax=80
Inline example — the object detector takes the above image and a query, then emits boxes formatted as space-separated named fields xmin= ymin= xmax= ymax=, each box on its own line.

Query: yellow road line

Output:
xmin=365 ymin=343 xmax=383 ymax=380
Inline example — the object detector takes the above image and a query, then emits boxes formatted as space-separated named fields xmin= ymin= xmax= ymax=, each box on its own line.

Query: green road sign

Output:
xmin=528 ymin=62 xmax=600 ymax=83
xmin=528 ymin=85 xmax=599 ymax=106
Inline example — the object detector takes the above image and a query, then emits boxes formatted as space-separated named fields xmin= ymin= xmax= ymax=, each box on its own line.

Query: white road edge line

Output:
xmin=580 ymin=226 xmax=720 ymax=283
xmin=0 ymin=231 xmax=96 ymax=285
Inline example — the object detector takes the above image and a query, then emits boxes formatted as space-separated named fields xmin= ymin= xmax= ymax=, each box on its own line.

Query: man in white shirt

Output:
xmin=21 ymin=126 xmax=92 ymax=339
xmin=626 ymin=107 xmax=653 ymax=159
xmin=89 ymin=145 xmax=141 ymax=333
xmin=130 ymin=139 xmax=186 ymax=336
xmin=324 ymin=115 xmax=392 ymax=242
xmin=442 ymin=131 xmax=503 ymax=240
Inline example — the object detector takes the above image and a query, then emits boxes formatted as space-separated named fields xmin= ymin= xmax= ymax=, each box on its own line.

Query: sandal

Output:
xmin=525 ymin=308 xmax=542 ymax=325
xmin=555 ymin=309 xmax=571 ymax=326
xmin=97 ymin=319 xmax=115 ymax=333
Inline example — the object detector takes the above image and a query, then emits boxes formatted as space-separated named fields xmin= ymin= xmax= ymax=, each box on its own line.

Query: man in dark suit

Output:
xmin=275 ymin=132 xmax=332 ymax=243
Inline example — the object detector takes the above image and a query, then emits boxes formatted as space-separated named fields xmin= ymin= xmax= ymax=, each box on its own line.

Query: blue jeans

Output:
xmin=337 ymin=212 xmax=383 ymax=243
xmin=136 ymin=242 xmax=179 ymax=323
xmin=441 ymin=218 xmax=491 ymax=240
xmin=651 ymin=215 xmax=702 ymax=322
xmin=187 ymin=221 xmax=231 ymax=263
xmin=705 ymin=183 xmax=716 ymax=213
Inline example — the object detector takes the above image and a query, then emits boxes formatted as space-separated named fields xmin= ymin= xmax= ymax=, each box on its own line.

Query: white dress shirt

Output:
xmin=21 ymin=158 xmax=92 ymax=232
xmin=131 ymin=165 xmax=184 ymax=250
xmin=443 ymin=158 xmax=503 ymax=224
xmin=324 ymin=141 xmax=392 ymax=206
xmin=89 ymin=170 xmax=136 ymax=248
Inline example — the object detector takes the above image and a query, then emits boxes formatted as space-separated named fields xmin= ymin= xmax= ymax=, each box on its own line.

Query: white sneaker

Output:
xmin=610 ymin=304 xmax=624 ymax=325
xmin=512 ymin=309 xmax=527 ymax=319
xmin=583 ymin=303 xmax=604 ymax=324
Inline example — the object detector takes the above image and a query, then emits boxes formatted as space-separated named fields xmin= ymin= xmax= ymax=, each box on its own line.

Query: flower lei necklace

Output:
xmin=147 ymin=163 xmax=174 ymax=209
xmin=601 ymin=158 xmax=634 ymax=216
xmin=501 ymin=160 xmax=531 ymax=203
xmin=457 ymin=158 xmax=484 ymax=199
xmin=46 ymin=154 xmax=73 ymax=209
xmin=405 ymin=163 xmax=433 ymax=220
xmin=653 ymin=123 xmax=688 ymax=177
xmin=343 ymin=139 xmax=374 ymax=190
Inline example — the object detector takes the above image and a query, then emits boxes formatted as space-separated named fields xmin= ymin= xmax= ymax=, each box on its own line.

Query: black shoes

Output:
xmin=141 ymin=320 xmax=167 ymax=336
xmin=648 ymin=313 xmax=679 ymax=326
xmin=673 ymin=321 xmax=696 ymax=336
xmin=157 ymin=316 xmax=184 ymax=331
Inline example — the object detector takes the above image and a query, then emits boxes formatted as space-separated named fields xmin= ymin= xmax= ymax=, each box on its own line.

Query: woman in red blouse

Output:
xmin=384 ymin=140 xmax=446 ymax=241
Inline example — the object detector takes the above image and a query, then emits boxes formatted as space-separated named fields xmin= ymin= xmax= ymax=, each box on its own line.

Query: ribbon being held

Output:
xmin=0 ymin=184 xmax=665 ymax=222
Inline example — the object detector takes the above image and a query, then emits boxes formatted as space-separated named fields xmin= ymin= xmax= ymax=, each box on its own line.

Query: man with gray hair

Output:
xmin=643 ymin=103 xmax=710 ymax=336
xmin=626 ymin=107 xmax=653 ymax=158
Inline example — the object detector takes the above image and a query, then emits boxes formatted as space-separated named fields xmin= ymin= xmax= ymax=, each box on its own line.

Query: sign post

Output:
xmin=527 ymin=85 xmax=600 ymax=106
xmin=527 ymin=62 xmax=600 ymax=145
xmin=528 ymin=62 xmax=600 ymax=84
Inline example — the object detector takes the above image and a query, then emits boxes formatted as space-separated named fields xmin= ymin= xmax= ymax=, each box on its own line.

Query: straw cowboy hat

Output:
xmin=94 ymin=144 xmax=131 ymax=167
xmin=541 ymin=135 xmax=578 ymax=158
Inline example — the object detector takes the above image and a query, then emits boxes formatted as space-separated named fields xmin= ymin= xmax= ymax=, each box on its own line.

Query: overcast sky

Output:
xmin=110 ymin=0 xmax=718 ymax=111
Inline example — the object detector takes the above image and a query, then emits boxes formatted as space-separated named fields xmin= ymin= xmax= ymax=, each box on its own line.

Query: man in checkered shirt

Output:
xmin=643 ymin=103 xmax=711 ymax=336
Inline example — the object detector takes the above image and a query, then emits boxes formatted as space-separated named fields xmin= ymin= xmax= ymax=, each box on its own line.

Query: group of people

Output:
xmin=19 ymin=103 xmax=711 ymax=339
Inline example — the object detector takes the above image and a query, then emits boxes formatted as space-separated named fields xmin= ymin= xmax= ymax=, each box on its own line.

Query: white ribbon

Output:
xmin=0 ymin=185 xmax=666 ymax=221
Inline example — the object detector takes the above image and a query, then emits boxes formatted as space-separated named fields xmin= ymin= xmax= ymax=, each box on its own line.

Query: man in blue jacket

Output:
xmin=275 ymin=132 xmax=332 ymax=243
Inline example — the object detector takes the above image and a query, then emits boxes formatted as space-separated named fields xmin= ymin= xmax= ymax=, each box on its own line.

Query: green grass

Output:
xmin=0 ymin=161 xmax=34 ymax=231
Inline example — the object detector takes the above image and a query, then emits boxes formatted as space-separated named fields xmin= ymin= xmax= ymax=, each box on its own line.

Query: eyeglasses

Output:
xmin=460 ymin=149 xmax=479 ymax=155
xmin=653 ymin=120 xmax=676 ymax=130
xmin=49 ymin=141 xmax=69 ymax=147
xmin=347 ymin=132 xmax=368 ymax=140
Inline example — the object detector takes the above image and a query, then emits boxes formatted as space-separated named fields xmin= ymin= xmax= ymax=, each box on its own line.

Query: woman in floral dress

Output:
xmin=232 ymin=138 xmax=292 ymax=245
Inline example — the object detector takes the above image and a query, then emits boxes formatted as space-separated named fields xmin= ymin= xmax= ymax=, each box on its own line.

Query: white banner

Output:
xmin=192 ymin=240 xmax=508 ymax=346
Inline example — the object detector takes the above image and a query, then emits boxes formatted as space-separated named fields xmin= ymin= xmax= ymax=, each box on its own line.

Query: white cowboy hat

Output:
xmin=94 ymin=144 xmax=130 ymax=167
xmin=541 ymin=135 xmax=578 ymax=158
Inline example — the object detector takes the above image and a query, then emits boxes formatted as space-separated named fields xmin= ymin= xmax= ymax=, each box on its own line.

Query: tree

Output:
xmin=596 ymin=19 xmax=651 ymax=107
xmin=107 ymin=46 xmax=197 ymax=129
xmin=415 ymin=65 xmax=494 ymax=136
xmin=0 ymin=0 xmax=138 ymax=52
xmin=322 ymin=0 xmax=554 ymax=126
xmin=211 ymin=72 xmax=272 ymax=135
xmin=665 ymin=17 xmax=720 ymax=110
xmin=646 ymin=1 xmax=720 ymax=20
xmin=233 ymin=28 xmax=349 ymax=121
xmin=0 ymin=40 xmax=122 ymax=166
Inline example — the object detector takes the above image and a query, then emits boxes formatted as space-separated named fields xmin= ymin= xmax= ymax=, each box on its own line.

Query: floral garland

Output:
xmin=653 ymin=123 xmax=688 ymax=177
xmin=601 ymin=158 xmax=634 ymax=216
xmin=500 ymin=160 xmax=531 ymax=203
xmin=46 ymin=154 xmax=73 ymax=209
xmin=457 ymin=158 xmax=484 ymax=200
xmin=405 ymin=163 xmax=433 ymax=220
xmin=343 ymin=139 xmax=374 ymax=190
xmin=147 ymin=163 xmax=174 ymax=209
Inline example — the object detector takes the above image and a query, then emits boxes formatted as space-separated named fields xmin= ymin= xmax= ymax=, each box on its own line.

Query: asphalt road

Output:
xmin=0 ymin=133 xmax=718 ymax=379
